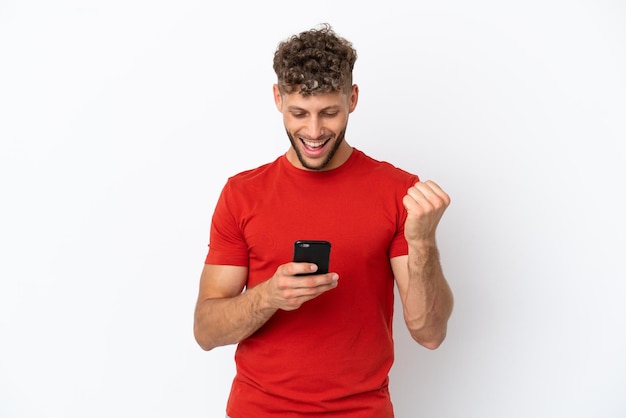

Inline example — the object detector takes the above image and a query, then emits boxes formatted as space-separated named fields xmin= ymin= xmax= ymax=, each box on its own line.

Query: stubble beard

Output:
xmin=286 ymin=128 xmax=347 ymax=171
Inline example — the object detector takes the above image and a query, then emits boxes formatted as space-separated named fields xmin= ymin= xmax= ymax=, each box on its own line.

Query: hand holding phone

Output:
xmin=293 ymin=240 xmax=331 ymax=275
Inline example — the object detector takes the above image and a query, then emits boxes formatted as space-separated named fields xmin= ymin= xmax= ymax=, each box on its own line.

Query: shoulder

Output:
xmin=353 ymin=149 xmax=419 ymax=185
xmin=229 ymin=158 xmax=279 ymax=182
xmin=224 ymin=157 xmax=282 ymax=191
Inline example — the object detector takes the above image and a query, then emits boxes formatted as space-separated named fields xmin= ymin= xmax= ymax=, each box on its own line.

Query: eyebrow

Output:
xmin=286 ymin=105 xmax=341 ymax=113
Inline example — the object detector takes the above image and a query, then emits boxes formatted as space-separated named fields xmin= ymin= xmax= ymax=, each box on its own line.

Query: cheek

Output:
xmin=328 ymin=117 xmax=348 ymax=133
xmin=283 ymin=119 xmax=300 ymax=134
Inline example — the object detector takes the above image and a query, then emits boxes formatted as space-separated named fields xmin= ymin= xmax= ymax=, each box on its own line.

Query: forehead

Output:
xmin=281 ymin=90 xmax=349 ymax=110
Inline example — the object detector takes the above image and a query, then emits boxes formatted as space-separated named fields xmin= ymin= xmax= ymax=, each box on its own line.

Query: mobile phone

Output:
xmin=293 ymin=240 xmax=331 ymax=275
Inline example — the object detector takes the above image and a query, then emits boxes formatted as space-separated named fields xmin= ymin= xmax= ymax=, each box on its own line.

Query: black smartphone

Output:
xmin=293 ymin=240 xmax=331 ymax=275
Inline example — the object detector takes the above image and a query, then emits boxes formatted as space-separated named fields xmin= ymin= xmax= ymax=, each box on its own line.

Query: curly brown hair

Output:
xmin=273 ymin=23 xmax=357 ymax=96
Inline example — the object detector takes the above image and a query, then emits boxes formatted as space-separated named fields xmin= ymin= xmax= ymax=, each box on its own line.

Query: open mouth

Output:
xmin=301 ymin=137 xmax=331 ymax=154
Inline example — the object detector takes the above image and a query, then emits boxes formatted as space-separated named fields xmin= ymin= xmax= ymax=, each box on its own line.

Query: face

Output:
xmin=274 ymin=85 xmax=359 ymax=171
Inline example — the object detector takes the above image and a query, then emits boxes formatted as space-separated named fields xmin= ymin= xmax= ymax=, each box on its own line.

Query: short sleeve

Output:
xmin=204 ymin=180 xmax=249 ymax=266
xmin=388 ymin=174 xmax=420 ymax=259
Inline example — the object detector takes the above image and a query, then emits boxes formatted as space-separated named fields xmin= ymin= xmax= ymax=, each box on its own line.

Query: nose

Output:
xmin=306 ymin=116 xmax=323 ymax=139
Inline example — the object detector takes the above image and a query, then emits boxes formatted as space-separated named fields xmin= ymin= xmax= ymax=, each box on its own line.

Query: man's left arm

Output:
xmin=391 ymin=180 xmax=454 ymax=350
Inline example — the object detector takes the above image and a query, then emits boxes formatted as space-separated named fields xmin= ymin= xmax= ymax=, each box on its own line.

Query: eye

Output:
xmin=291 ymin=112 xmax=306 ymax=118
xmin=322 ymin=111 xmax=339 ymax=118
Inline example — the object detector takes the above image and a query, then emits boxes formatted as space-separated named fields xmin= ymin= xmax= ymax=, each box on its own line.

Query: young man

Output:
xmin=194 ymin=24 xmax=454 ymax=418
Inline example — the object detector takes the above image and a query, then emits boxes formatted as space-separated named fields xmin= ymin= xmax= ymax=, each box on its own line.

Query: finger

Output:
xmin=406 ymin=185 xmax=435 ymax=211
xmin=422 ymin=180 xmax=451 ymax=206
xmin=409 ymin=181 xmax=450 ymax=209
xmin=283 ymin=262 xmax=318 ymax=276
xmin=402 ymin=193 xmax=424 ymax=214
xmin=281 ymin=275 xmax=338 ymax=308
xmin=294 ymin=272 xmax=339 ymax=289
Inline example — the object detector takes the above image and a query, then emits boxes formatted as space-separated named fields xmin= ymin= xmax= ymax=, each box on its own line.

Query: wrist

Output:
xmin=251 ymin=280 xmax=279 ymax=313
xmin=407 ymin=238 xmax=437 ymax=252
xmin=407 ymin=239 xmax=439 ymax=266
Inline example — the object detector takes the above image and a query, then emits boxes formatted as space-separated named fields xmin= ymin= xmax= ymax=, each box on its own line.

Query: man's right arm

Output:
xmin=193 ymin=263 xmax=339 ymax=351
xmin=193 ymin=264 xmax=274 ymax=351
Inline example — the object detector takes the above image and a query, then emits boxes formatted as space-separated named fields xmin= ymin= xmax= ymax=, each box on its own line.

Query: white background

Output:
xmin=1 ymin=1 xmax=625 ymax=417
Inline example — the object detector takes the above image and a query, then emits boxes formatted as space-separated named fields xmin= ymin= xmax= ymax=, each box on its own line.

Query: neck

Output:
xmin=286 ymin=142 xmax=353 ymax=171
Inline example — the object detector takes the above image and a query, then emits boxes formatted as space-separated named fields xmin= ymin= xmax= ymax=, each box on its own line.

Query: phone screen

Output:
xmin=293 ymin=240 xmax=331 ymax=275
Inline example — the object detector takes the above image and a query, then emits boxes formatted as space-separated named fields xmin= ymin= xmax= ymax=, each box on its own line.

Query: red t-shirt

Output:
xmin=206 ymin=149 xmax=419 ymax=417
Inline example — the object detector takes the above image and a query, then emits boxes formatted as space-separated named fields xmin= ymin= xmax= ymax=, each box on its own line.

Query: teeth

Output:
xmin=303 ymin=139 xmax=325 ymax=148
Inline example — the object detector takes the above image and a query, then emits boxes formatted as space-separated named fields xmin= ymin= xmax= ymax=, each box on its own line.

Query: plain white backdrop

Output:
xmin=1 ymin=1 xmax=625 ymax=417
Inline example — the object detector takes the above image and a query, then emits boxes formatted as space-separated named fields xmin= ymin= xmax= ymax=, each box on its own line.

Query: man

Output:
xmin=194 ymin=23 xmax=454 ymax=418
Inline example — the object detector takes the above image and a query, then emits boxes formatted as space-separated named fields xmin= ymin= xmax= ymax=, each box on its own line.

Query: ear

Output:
xmin=273 ymin=84 xmax=283 ymax=112
xmin=348 ymin=84 xmax=359 ymax=113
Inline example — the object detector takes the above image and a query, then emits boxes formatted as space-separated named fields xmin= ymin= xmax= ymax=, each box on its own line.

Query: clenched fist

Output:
xmin=402 ymin=180 xmax=450 ymax=244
